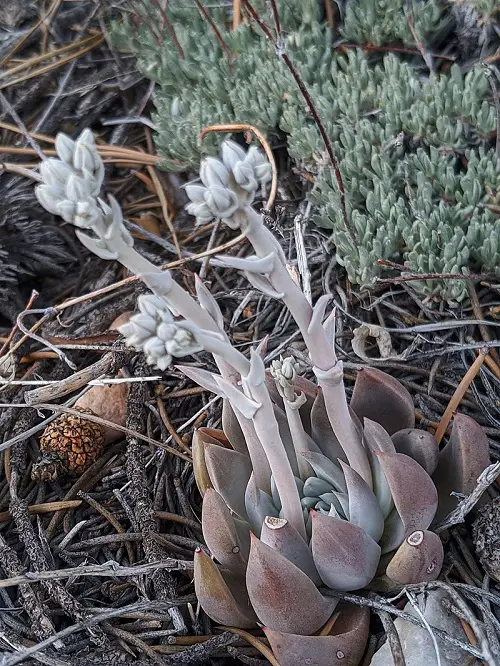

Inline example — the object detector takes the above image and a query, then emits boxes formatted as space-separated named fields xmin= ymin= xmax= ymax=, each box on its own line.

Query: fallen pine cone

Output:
xmin=32 ymin=314 xmax=131 ymax=481
xmin=32 ymin=408 xmax=105 ymax=481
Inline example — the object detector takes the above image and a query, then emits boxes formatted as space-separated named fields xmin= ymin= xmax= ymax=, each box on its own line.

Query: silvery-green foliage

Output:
xmin=110 ymin=0 xmax=500 ymax=303
xmin=342 ymin=0 xmax=443 ymax=46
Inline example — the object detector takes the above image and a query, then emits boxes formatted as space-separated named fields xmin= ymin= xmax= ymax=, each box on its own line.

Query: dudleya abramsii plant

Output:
xmin=34 ymin=131 xmax=491 ymax=666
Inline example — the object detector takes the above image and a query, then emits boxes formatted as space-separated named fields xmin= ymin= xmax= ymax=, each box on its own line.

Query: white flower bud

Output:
xmin=73 ymin=144 xmax=96 ymax=173
xmin=35 ymin=184 xmax=61 ymax=215
xmin=66 ymin=174 xmax=92 ymax=202
xmin=76 ymin=128 xmax=97 ymax=151
xmin=205 ymin=185 xmax=238 ymax=218
xmin=244 ymin=145 xmax=265 ymax=168
xmin=55 ymin=133 xmax=76 ymax=165
xmin=233 ymin=161 xmax=258 ymax=193
xmin=166 ymin=325 xmax=202 ymax=357
xmin=245 ymin=146 xmax=272 ymax=186
xmin=155 ymin=354 xmax=172 ymax=371
xmin=156 ymin=322 xmax=179 ymax=342
xmin=200 ymin=157 xmax=230 ymax=188
xmin=144 ymin=336 xmax=167 ymax=365
xmin=40 ymin=159 xmax=73 ymax=187
xmin=185 ymin=201 xmax=214 ymax=224
xmin=221 ymin=140 xmax=246 ymax=172
xmin=138 ymin=294 xmax=171 ymax=319
xmin=255 ymin=162 xmax=272 ymax=186
xmin=185 ymin=184 xmax=208 ymax=204
xmin=173 ymin=327 xmax=196 ymax=345
xmin=131 ymin=313 xmax=157 ymax=335
xmin=119 ymin=321 xmax=152 ymax=347
xmin=56 ymin=200 xmax=77 ymax=222
xmin=280 ymin=357 xmax=296 ymax=381
xmin=73 ymin=200 xmax=102 ymax=228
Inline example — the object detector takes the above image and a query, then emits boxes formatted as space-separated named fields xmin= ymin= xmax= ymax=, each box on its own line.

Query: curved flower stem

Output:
xmin=242 ymin=206 xmax=371 ymax=486
xmin=243 ymin=208 xmax=332 ymax=365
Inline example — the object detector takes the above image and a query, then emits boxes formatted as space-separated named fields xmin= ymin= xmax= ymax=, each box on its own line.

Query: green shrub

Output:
xmin=110 ymin=0 xmax=499 ymax=303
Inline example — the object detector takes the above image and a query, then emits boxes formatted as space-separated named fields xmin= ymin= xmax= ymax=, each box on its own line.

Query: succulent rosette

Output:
xmin=34 ymin=132 xmax=491 ymax=666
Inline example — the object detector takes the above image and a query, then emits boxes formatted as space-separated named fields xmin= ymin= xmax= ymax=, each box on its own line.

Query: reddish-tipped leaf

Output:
xmin=205 ymin=442 xmax=252 ymax=519
xmin=246 ymin=534 xmax=336 ymax=635
xmin=392 ymin=428 xmax=438 ymax=475
xmin=311 ymin=512 xmax=381 ymax=591
xmin=433 ymin=413 xmax=490 ymax=521
xmin=376 ymin=451 xmax=438 ymax=534
xmin=351 ymin=368 xmax=415 ymax=435
xmin=192 ymin=428 xmax=230 ymax=496
xmin=260 ymin=516 xmax=321 ymax=585
xmin=386 ymin=529 xmax=444 ymax=584
xmin=202 ymin=488 xmax=249 ymax=575
xmin=194 ymin=548 xmax=257 ymax=628
xmin=265 ymin=603 xmax=370 ymax=666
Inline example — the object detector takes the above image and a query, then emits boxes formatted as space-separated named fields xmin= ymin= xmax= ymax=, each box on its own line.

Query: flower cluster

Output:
xmin=34 ymin=130 xmax=134 ymax=262
xmin=185 ymin=140 xmax=272 ymax=228
xmin=35 ymin=130 xmax=105 ymax=229
xmin=119 ymin=295 xmax=203 ymax=370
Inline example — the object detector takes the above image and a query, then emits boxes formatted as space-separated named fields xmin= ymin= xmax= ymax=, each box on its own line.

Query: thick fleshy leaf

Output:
xmin=392 ymin=428 xmax=439 ymax=475
xmin=432 ymin=413 xmax=490 ymax=521
xmin=202 ymin=489 xmax=249 ymax=575
xmin=224 ymin=399 xmax=271 ymax=493
xmin=216 ymin=251 xmax=277 ymax=274
xmin=221 ymin=399 xmax=248 ymax=455
xmin=260 ymin=516 xmax=321 ymax=585
xmin=386 ymin=529 xmax=444 ymax=584
xmin=311 ymin=513 xmax=381 ymax=591
xmin=299 ymin=452 xmax=347 ymax=493
xmin=245 ymin=474 xmax=279 ymax=536
xmin=205 ymin=443 xmax=252 ymax=519
xmin=379 ymin=506 xmax=405 ymax=555
xmin=340 ymin=461 xmax=385 ymax=543
xmin=177 ymin=364 xmax=224 ymax=397
xmin=307 ymin=294 xmax=332 ymax=339
xmin=192 ymin=428 xmax=230 ymax=496
xmin=246 ymin=535 xmax=336 ymax=635
xmin=244 ymin=269 xmax=284 ymax=298
xmin=311 ymin=390 xmax=348 ymax=463
xmin=76 ymin=231 xmax=118 ymax=260
xmin=303 ymin=477 xmax=335 ymax=497
xmin=363 ymin=419 xmax=396 ymax=455
xmin=362 ymin=421 xmax=395 ymax=520
xmin=377 ymin=452 xmax=438 ymax=534
xmin=194 ymin=274 xmax=224 ymax=329
xmin=265 ymin=603 xmax=370 ymax=666
xmin=214 ymin=375 xmax=261 ymax=419
xmin=194 ymin=548 xmax=257 ymax=628
xmin=351 ymin=368 xmax=415 ymax=435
